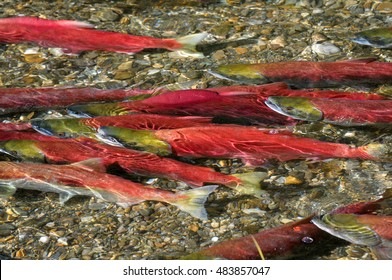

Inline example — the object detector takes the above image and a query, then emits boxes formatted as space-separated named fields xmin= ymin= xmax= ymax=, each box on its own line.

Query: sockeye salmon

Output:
xmin=351 ymin=27 xmax=392 ymax=49
xmin=265 ymin=96 xmax=392 ymax=126
xmin=183 ymin=191 xmax=392 ymax=259
xmin=97 ymin=125 xmax=388 ymax=166
xmin=0 ymin=132 xmax=266 ymax=197
xmin=0 ymin=86 xmax=155 ymax=116
xmin=0 ymin=159 xmax=217 ymax=220
xmin=0 ymin=17 xmax=206 ymax=57
xmin=312 ymin=214 xmax=392 ymax=260
xmin=30 ymin=114 xmax=214 ymax=139
xmin=209 ymin=58 xmax=392 ymax=88
xmin=67 ymin=88 xmax=294 ymax=126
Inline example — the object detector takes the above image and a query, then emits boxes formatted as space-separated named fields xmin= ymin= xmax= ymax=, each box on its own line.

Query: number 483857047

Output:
xmin=216 ymin=266 xmax=270 ymax=276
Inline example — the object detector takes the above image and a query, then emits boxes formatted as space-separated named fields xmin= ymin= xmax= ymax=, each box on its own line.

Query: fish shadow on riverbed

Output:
xmin=139 ymin=37 xmax=258 ymax=57
xmin=197 ymin=38 xmax=258 ymax=56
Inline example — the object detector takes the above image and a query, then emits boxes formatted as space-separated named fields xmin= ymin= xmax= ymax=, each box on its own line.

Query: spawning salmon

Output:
xmin=97 ymin=125 xmax=389 ymax=166
xmin=0 ymin=17 xmax=207 ymax=57
xmin=0 ymin=132 xmax=266 ymax=197
xmin=351 ymin=27 xmax=392 ymax=49
xmin=209 ymin=58 xmax=392 ymax=88
xmin=265 ymin=96 xmax=392 ymax=126
xmin=0 ymin=159 xmax=217 ymax=220
xmin=312 ymin=214 xmax=392 ymax=259
xmin=183 ymin=190 xmax=392 ymax=259
xmin=0 ymin=86 xmax=155 ymax=116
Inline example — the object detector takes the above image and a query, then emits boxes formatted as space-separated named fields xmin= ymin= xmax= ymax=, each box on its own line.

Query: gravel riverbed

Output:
xmin=0 ymin=0 xmax=392 ymax=260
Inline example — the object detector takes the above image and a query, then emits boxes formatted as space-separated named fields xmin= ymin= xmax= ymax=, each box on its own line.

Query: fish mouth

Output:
xmin=350 ymin=37 xmax=372 ymax=46
xmin=30 ymin=119 xmax=58 ymax=137
xmin=312 ymin=214 xmax=381 ymax=247
xmin=30 ymin=119 xmax=81 ymax=138
xmin=97 ymin=126 xmax=172 ymax=156
xmin=265 ymin=96 xmax=323 ymax=121
xmin=67 ymin=106 xmax=94 ymax=118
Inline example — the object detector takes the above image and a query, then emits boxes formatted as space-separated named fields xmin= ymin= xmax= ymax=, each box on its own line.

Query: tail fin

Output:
xmin=232 ymin=172 xmax=268 ymax=197
xmin=0 ymin=182 xmax=17 ymax=199
xmin=176 ymin=33 xmax=208 ymax=58
xmin=360 ymin=143 xmax=392 ymax=161
xmin=170 ymin=185 xmax=218 ymax=220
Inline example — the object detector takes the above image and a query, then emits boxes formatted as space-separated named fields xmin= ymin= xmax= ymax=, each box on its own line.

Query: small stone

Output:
xmin=118 ymin=61 xmax=134 ymax=70
xmin=234 ymin=47 xmax=248 ymax=55
xmin=24 ymin=53 xmax=45 ymax=63
xmin=114 ymin=70 xmax=135 ymax=80
xmin=81 ymin=216 xmax=94 ymax=223
xmin=211 ymin=221 xmax=220 ymax=228
xmin=312 ymin=42 xmax=341 ymax=56
xmin=57 ymin=237 xmax=68 ymax=246
xmin=94 ymin=9 xmax=119 ymax=22
xmin=15 ymin=248 xmax=26 ymax=258
xmin=154 ymin=242 xmax=166 ymax=248
xmin=211 ymin=236 xmax=219 ymax=242
xmin=281 ymin=218 xmax=293 ymax=224
xmin=311 ymin=33 xmax=328 ymax=42
xmin=269 ymin=36 xmax=287 ymax=49
xmin=39 ymin=236 xmax=50 ymax=244
xmin=188 ymin=224 xmax=199 ymax=232
xmin=285 ymin=176 xmax=303 ymax=185
xmin=312 ymin=8 xmax=324 ymax=14
xmin=212 ymin=50 xmax=226 ymax=60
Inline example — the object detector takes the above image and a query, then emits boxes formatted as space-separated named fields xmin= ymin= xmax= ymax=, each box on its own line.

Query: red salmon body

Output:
xmin=0 ymin=86 xmax=153 ymax=115
xmin=211 ymin=58 xmax=392 ymax=88
xmin=153 ymin=126 xmax=377 ymax=166
xmin=0 ymin=17 xmax=206 ymax=57
xmin=308 ymin=98 xmax=392 ymax=125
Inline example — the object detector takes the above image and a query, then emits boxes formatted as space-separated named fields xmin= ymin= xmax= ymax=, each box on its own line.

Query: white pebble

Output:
xmin=57 ymin=237 xmax=68 ymax=246
xmin=39 ymin=236 xmax=50 ymax=244
xmin=211 ymin=236 xmax=219 ymax=242
xmin=24 ymin=47 xmax=40 ymax=54
xmin=312 ymin=42 xmax=341 ymax=56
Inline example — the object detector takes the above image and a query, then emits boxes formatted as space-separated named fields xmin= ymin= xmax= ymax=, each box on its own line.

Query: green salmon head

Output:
xmin=97 ymin=126 xmax=172 ymax=156
xmin=0 ymin=140 xmax=45 ymax=161
xmin=265 ymin=96 xmax=323 ymax=121
xmin=351 ymin=28 xmax=392 ymax=49
xmin=31 ymin=118 xmax=96 ymax=138
xmin=312 ymin=214 xmax=381 ymax=247
xmin=209 ymin=64 xmax=269 ymax=84
xmin=67 ymin=103 xmax=129 ymax=117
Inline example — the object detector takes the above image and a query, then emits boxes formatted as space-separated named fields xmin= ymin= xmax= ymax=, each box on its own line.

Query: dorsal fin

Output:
xmin=71 ymin=158 xmax=107 ymax=173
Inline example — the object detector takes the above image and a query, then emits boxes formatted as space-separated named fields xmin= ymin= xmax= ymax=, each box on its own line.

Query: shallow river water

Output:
xmin=0 ymin=0 xmax=392 ymax=260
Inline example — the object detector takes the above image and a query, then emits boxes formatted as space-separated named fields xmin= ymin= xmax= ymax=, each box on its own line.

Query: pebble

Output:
xmin=39 ymin=236 xmax=50 ymax=244
xmin=269 ymin=35 xmax=287 ymax=49
xmin=57 ymin=237 xmax=68 ymax=246
xmin=0 ymin=0 xmax=388 ymax=262
xmin=311 ymin=42 xmax=341 ymax=56
xmin=81 ymin=216 xmax=94 ymax=223
xmin=284 ymin=176 xmax=303 ymax=185
xmin=210 ymin=221 xmax=220 ymax=228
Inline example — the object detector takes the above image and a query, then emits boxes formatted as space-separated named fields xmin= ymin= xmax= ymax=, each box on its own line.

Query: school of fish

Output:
xmin=0 ymin=15 xmax=391 ymax=260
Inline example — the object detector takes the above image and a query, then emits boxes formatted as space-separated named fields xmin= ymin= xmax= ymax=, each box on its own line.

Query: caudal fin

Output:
xmin=170 ymin=185 xmax=218 ymax=220
xmin=360 ymin=143 xmax=392 ymax=161
xmin=176 ymin=33 xmax=208 ymax=58
xmin=232 ymin=172 xmax=268 ymax=197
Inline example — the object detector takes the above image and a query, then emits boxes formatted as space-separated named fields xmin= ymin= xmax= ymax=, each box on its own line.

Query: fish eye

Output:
xmin=301 ymin=236 xmax=314 ymax=244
